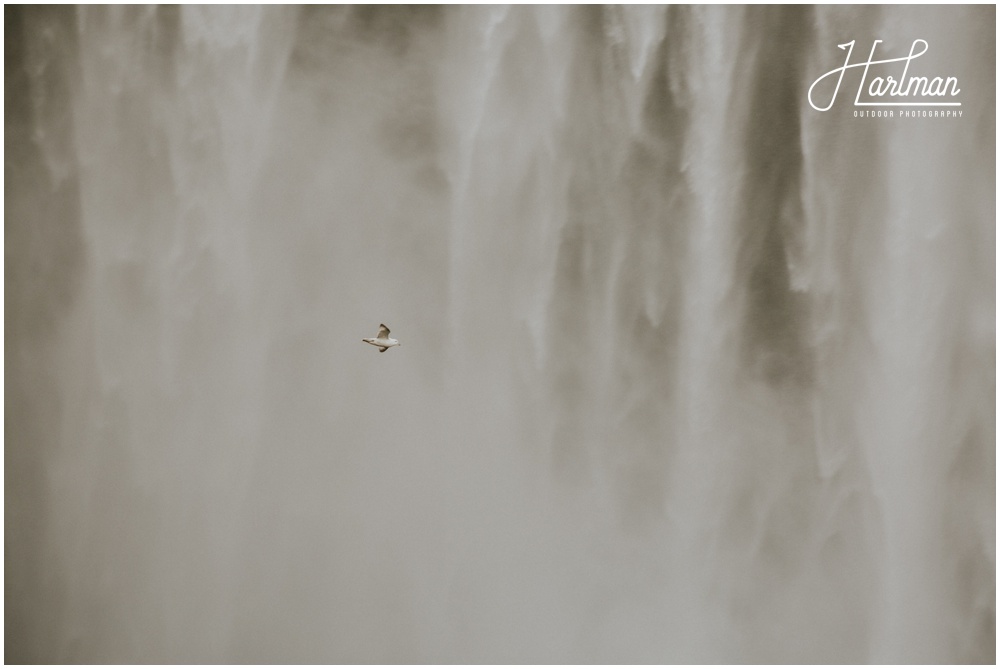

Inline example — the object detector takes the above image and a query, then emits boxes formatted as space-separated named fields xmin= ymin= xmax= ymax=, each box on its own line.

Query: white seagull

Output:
xmin=362 ymin=323 xmax=400 ymax=353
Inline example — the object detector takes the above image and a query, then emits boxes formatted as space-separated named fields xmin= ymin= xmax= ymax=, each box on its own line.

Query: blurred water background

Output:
xmin=6 ymin=5 xmax=995 ymax=663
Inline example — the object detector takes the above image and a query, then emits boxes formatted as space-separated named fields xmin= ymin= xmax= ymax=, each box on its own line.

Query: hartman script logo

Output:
xmin=808 ymin=39 xmax=962 ymax=113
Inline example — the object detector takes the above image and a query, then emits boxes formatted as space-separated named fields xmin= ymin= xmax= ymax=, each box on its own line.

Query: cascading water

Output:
xmin=6 ymin=5 xmax=994 ymax=663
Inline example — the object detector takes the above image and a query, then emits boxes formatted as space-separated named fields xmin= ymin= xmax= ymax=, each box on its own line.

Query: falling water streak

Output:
xmin=664 ymin=8 xmax=752 ymax=661
xmin=441 ymin=6 xmax=503 ymax=349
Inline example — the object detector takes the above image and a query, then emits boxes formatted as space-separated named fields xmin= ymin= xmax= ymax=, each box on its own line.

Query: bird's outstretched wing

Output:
xmin=377 ymin=324 xmax=390 ymax=339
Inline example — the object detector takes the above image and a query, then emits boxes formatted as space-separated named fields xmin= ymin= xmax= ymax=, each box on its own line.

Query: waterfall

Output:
xmin=6 ymin=5 xmax=994 ymax=663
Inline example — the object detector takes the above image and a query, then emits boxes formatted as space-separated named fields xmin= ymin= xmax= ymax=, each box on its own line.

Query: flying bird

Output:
xmin=362 ymin=323 xmax=400 ymax=353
